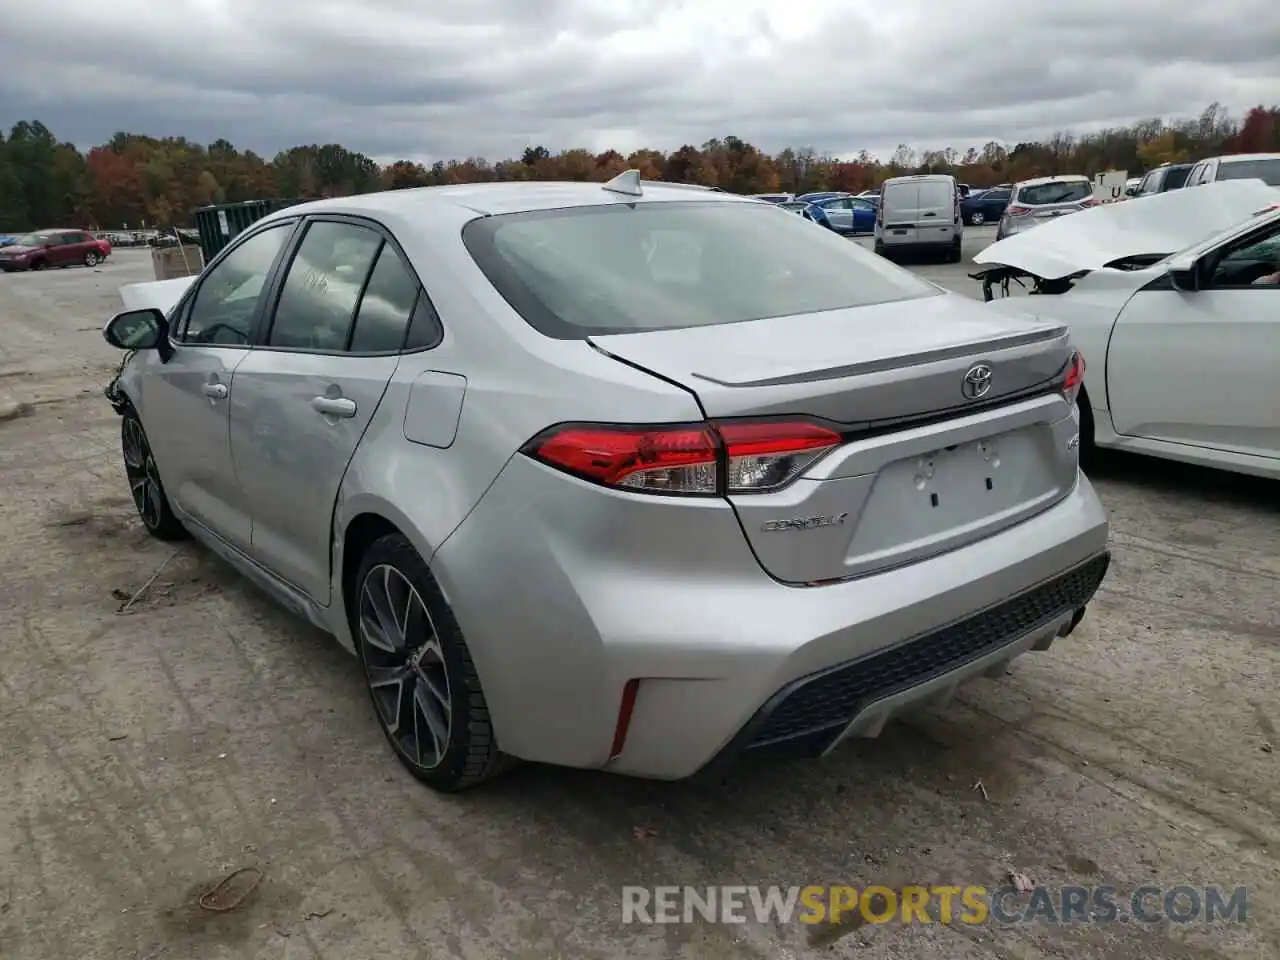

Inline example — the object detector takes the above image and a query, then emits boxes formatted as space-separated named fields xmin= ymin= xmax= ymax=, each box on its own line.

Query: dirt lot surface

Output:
xmin=1 ymin=247 xmax=1277 ymax=960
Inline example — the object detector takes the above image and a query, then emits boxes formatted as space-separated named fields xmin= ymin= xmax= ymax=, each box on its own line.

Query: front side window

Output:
xmin=463 ymin=200 xmax=939 ymax=339
xmin=1209 ymin=222 xmax=1280 ymax=288
xmin=183 ymin=224 xmax=292 ymax=345
xmin=267 ymin=221 xmax=382 ymax=351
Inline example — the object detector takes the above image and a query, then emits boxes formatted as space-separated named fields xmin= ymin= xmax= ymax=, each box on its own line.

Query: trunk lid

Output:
xmin=590 ymin=292 xmax=1081 ymax=584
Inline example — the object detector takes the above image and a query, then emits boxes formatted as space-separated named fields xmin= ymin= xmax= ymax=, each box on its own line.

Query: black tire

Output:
xmin=970 ymin=212 xmax=985 ymax=226
xmin=84 ymin=250 xmax=100 ymax=267
xmin=121 ymin=410 xmax=188 ymax=541
xmin=352 ymin=533 xmax=509 ymax=791
xmin=30 ymin=259 xmax=47 ymax=271
xmin=873 ymin=240 xmax=886 ymax=258
xmin=948 ymin=239 xmax=963 ymax=264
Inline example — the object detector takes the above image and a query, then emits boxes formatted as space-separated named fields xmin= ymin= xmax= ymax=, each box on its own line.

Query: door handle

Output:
xmin=202 ymin=382 xmax=229 ymax=399
xmin=311 ymin=396 xmax=357 ymax=418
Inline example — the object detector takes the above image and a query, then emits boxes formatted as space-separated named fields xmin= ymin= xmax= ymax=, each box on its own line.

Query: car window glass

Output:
xmin=988 ymin=190 xmax=1010 ymax=201
xmin=350 ymin=244 xmax=420 ymax=352
xmin=1165 ymin=166 xmax=1191 ymax=189
xmin=464 ymin=200 xmax=939 ymax=338
xmin=268 ymin=221 xmax=382 ymax=351
xmin=1018 ymin=181 xmax=1092 ymax=205
xmin=404 ymin=296 xmax=444 ymax=351
xmin=184 ymin=224 xmax=291 ymax=345
xmin=1216 ymin=158 xmax=1280 ymax=186
xmin=1210 ymin=223 xmax=1280 ymax=287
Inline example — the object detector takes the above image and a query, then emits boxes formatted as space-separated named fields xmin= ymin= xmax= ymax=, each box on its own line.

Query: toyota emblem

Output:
xmin=962 ymin=363 xmax=993 ymax=400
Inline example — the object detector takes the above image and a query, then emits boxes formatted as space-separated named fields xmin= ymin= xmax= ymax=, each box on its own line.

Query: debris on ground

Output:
xmin=198 ymin=866 xmax=264 ymax=913
xmin=1009 ymin=870 xmax=1035 ymax=894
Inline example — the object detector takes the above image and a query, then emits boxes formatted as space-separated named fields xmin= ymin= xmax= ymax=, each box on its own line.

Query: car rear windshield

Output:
xmin=462 ymin=201 xmax=939 ymax=338
xmin=1217 ymin=158 xmax=1280 ymax=186
xmin=1017 ymin=181 xmax=1092 ymax=205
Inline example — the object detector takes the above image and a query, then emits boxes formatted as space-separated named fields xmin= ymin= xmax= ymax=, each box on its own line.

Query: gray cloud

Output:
xmin=1 ymin=0 xmax=1277 ymax=163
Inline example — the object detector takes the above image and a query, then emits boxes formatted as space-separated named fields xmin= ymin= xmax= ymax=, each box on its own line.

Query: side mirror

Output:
xmin=1164 ymin=255 xmax=1199 ymax=292
xmin=103 ymin=307 xmax=169 ymax=352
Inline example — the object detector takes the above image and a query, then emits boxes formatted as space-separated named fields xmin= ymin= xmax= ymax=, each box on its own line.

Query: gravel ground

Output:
xmin=0 ymin=244 xmax=1276 ymax=960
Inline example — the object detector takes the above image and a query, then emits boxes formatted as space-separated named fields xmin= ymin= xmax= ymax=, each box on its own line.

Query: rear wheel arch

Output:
xmin=340 ymin=512 xmax=403 ymax=620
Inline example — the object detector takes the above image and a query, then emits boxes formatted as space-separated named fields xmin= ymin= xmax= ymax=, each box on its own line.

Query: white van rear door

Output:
xmin=916 ymin=179 xmax=959 ymax=243
xmin=881 ymin=181 xmax=920 ymax=242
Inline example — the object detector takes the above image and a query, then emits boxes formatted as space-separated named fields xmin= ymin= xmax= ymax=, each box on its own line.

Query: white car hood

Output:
xmin=973 ymin=179 xmax=1280 ymax=280
xmin=119 ymin=276 xmax=197 ymax=315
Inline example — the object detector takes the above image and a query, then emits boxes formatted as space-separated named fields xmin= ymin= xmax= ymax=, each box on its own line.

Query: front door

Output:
xmin=140 ymin=222 xmax=295 ymax=550
xmin=1106 ymin=221 xmax=1280 ymax=459
xmin=228 ymin=219 xmax=419 ymax=603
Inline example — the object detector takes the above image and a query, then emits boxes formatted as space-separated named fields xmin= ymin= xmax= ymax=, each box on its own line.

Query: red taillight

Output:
xmin=1006 ymin=204 xmax=1032 ymax=217
xmin=609 ymin=678 xmax=641 ymax=759
xmin=522 ymin=419 xmax=843 ymax=496
xmin=1062 ymin=351 xmax=1086 ymax=401
xmin=1079 ymin=197 xmax=1099 ymax=208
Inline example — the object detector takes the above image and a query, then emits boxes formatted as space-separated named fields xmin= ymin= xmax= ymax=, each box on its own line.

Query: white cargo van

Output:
xmin=873 ymin=174 xmax=963 ymax=262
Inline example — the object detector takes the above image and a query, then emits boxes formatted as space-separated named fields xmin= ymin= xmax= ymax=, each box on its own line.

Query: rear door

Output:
xmin=881 ymin=180 xmax=920 ymax=242
xmin=821 ymin=197 xmax=854 ymax=232
xmin=227 ymin=217 xmax=414 ymax=603
xmin=915 ymin=179 xmax=959 ymax=245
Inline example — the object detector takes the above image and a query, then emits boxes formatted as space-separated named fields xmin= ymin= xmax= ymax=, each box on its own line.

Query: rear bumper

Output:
xmin=433 ymin=458 xmax=1110 ymax=781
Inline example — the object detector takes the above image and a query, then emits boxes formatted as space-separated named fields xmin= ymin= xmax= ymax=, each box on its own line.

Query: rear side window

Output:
xmin=1164 ymin=166 xmax=1191 ymax=190
xmin=349 ymin=245 xmax=420 ymax=353
xmin=1216 ymin=158 xmax=1280 ymax=186
xmin=1017 ymin=181 xmax=1092 ymax=205
xmin=268 ymin=221 xmax=382 ymax=351
xmin=463 ymin=201 xmax=938 ymax=339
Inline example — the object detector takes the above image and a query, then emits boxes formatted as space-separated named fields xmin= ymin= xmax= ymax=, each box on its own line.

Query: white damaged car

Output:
xmin=971 ymin=179 xmax=1280 ymax=480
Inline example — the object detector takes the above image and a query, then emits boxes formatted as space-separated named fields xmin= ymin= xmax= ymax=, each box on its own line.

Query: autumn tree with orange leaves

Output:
xmin=0 ymin=103 xmax=1276 ymax=232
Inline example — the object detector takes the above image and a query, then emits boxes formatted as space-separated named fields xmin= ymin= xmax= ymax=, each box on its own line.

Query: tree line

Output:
xmin=0 ymin=103 xmax=1276 ymax=233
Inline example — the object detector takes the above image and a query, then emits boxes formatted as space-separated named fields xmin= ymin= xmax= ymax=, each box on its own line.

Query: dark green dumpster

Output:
xmin=193 ymin=198 xmax=313 ymax=265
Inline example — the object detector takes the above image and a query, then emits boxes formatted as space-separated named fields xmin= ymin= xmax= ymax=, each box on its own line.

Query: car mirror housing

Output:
xmin=103 ymin=307 xmax=170 ymax=353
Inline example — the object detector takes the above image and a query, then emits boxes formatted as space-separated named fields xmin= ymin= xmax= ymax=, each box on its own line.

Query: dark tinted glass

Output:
xmin=350 ymin=245 xmax=419 ymax=352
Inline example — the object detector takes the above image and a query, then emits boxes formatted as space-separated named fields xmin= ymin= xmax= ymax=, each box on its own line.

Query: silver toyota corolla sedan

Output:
xmin=101 ymin=172 xmax=1110 ymax=791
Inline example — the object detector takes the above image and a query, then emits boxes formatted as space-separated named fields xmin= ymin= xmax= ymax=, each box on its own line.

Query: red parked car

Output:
xmin=0 ymin=229 xmax=112 ymax=272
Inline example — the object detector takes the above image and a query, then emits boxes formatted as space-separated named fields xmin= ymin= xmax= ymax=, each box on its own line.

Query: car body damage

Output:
xmin=118 ymin=276 xmax=197 ymax=314
xmin=969 ymin=179 xmax=1280 ymax=299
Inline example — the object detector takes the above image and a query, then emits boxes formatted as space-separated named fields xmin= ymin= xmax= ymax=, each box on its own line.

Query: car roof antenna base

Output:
xmin=602 ymin=169 xmax=643 ymax=198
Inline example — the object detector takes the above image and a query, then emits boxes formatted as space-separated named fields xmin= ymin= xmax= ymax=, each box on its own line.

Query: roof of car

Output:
xmin=1016 ymin=175 xmax=1091 ymax=187
xmin=272 ymin=179 xmax=749 ymax=220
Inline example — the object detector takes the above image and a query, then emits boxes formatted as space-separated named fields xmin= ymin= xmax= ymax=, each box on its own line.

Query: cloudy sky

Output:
xmin=1 ymin=0 xmax=1277 ymax=164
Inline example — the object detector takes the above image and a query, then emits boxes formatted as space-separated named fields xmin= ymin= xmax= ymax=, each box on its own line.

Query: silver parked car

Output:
xmin=996 ymin=176 xmax=1096 ymax=240
xmin=101 ymin=172 xmax=1110 ymax=791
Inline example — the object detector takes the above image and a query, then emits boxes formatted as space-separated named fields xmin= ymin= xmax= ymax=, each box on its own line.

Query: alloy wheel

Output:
xmin=971 ymin=212 xmax=985 ymax=225
xmin=122 ymin=417 xmax=164 ymax=530
xmin=359 ymin=563 xmax=452 ymax=770
xmin=85 ymin=251 xmax=99 ymax=267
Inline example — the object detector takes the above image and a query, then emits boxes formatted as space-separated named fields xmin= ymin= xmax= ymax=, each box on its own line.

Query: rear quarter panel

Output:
xmin=330 ymin=200 xmax=706 ymax=627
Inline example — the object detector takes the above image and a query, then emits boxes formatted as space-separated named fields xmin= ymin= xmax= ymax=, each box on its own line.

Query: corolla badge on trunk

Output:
xmin=762 ymin=513 xmax=849 ymax=532
xmin=961 ymin=363 xmax=993 ymax=399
